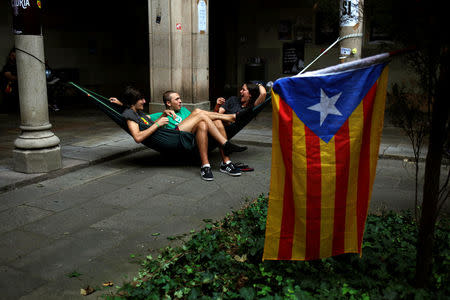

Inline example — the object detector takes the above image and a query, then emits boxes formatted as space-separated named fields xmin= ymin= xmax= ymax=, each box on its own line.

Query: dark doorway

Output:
xmin=209 ymin=0 xmax=239 ymax=105
xmin=41 ymin=0 xmax=150 ymax=107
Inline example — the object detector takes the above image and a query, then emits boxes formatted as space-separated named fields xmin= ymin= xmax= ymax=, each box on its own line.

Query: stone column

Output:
xmin=148 ymin=0 xmax=209 ymax=113
xmin=11 ymin=0 xmax=61 ymax=173
xmin=339 ymin=0 xmax=364 ymax=63
xmin=13 ymin=35 xmax=62 ymax=173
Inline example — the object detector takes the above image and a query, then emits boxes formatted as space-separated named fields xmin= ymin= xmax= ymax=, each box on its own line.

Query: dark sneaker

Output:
xmin=222 ymin=141 xmax=248 ymax=156
xmin=220 ymin=162 xmax=242 ymax=176
xmin=200 ymin=166 xmax=214 ymax=181
xmin=234 ymin=162 xmax=254 ymax=172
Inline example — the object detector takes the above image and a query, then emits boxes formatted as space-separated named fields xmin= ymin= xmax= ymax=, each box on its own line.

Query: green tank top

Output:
xmin=150 ymin=107 xmax=191 ymax=129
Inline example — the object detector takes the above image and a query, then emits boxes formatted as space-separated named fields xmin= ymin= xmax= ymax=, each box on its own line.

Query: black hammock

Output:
xmin=69 ymin=82 xmax=271 ymax=153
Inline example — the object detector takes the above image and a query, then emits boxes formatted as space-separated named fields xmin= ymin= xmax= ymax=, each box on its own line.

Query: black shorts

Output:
xmin=142 ymin=127 xmax=196 ymax=153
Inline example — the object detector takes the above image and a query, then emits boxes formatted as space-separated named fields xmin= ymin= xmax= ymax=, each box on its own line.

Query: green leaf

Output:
xmin=239 ymin=287 xmax=256 ymax=300
xmin=66 ymin=270 xmax=82 ymax=278
xmin=174 ymin=289 xmax=183 ymax=298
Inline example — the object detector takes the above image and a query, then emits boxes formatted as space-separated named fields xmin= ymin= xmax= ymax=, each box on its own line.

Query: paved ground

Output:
xmin=0 ymin=103 xmax=448 ymax=299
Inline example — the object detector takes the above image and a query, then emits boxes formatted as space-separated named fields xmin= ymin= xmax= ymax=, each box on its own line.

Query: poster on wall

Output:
xmin=282 ymin=41 xmax=305 ymax=74
xmin=11 ymin=0 xmax=42 ymax=35
xmin=340 ymin=0 xmax=360 ymax=27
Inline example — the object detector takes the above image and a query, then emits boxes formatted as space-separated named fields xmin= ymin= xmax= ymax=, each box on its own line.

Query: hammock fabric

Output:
xmin=69 ymin=82 xmax=272 ymax=153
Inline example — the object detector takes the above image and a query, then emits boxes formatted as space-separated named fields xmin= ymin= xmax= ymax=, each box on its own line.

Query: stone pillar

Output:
xmin=11 ymin=0 xmax=61 ymax=173
xmin=339 ymin=0 xmax=364 ymax=63
xmin=148 ymin=0 xmax=209 ymax=113
xmin=13 ymin=35 xmax=62 ymax=173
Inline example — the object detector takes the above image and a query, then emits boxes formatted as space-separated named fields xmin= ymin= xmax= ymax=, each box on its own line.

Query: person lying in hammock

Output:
xmin=110 ymin=87 xmax=247 ymax=181
xmin=214 ymin=82 xmax=267 ymax=115
xmin=212 ymin=82 xmax=267 ymax=173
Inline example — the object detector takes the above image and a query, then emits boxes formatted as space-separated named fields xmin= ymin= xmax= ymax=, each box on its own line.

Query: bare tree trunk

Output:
xmin=415 ymin=51 xmax=450 ymax=288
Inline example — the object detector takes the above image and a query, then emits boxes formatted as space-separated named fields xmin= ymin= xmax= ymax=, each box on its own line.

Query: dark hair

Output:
xmin=5 ymin=47 xmax=16 ymax=64
xmin=121 ymin=86 xmax=143 ymax=108
xmin=162 ymin=90 xmax=176 ymax=108
xmin=244 ymin=82 xmax=260 ymax=107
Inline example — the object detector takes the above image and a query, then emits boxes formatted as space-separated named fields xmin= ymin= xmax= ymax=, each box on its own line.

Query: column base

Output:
xmin=148 ymin=101 xmax=211 ymax=114
xmin=13 ymin=145 xmax=62 ymax=174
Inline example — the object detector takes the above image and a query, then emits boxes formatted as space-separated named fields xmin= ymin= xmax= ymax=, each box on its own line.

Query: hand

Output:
xmin=163 ymin=109 xmax=177 ymax=119
xmin=109 ymin=97 xmax=123 ymax=106
xmin=157 ymin=116 xmax=169 ymax=126
xmin=216 ymin=97 xmax=225 ymax=106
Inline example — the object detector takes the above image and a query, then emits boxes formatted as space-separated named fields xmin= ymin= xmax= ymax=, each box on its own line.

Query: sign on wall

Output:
xmin=198 ymin=0 xmax=207 ymax=33
xmin=340 ymin=0 xmax=360 ymax=27
xmin=11 ymin=0 xmax=42 ymax=35
xmin=282 ymin=41 xmax=305 ymax=74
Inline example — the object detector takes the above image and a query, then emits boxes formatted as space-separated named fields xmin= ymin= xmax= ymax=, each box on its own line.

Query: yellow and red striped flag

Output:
xmin=263 ymin=54 xmax=390 ymax=260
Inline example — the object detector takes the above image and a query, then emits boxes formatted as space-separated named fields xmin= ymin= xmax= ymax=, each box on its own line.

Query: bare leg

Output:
xmin=192 ymin=121 xmax=209 ymax=166
xmin=214 ymin=119 xmax=230 ymax=163
xmin=178 ymin=110 xmax=228 ymax=145
xmin=200 ymin=110 xmax=236 ymax=123
xmin=178 ymin=110 xmax=247 ymax=156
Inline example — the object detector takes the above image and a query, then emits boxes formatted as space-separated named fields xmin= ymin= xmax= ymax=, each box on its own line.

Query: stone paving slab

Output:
xmin=0 ymin=266 xmax=48 ymax=300
xmin=0 ymin=205 xmax=53 ymax=234
xmin=61 ymin=144 xmax=140 ymax=163
xmin=90 ymin=208 xmax=168 ymax=235
xmin=11 ymin=228 xmax=125 ymax=282
xmin=22 ymin=202 xmax=122 ymax=238
xmin=24 ymin=181 xmax=121 ymax=212
xmin=0 ymin=230 xmax=53 ymax=265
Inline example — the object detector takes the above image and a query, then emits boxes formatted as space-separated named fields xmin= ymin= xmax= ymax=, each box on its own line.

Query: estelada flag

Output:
xmin=263 ymin=54 xmax=390 ymax=261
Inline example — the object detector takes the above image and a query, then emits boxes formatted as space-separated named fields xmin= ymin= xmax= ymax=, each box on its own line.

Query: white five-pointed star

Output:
xmin=307 ymin=89 xmax=343 ymax=126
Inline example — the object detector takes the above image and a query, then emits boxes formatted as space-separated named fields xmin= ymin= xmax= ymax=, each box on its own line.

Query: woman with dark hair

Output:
xmin=1 ymin=48 xmax=19 ymax=112
xmin=214 ymin=82 xmax=267 ymax=114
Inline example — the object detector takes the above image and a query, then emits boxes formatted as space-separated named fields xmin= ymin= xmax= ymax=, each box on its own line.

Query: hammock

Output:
xmin=69 ymin=82 xmax=272 ymax=154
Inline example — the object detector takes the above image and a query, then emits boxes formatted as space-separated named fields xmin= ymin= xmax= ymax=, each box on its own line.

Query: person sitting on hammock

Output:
xmin=214 ymin=82 xmax=267 ymax=115
xmin=110 ymin=87 xmax=247 ymax=181
xmin=212 ymin=82 xmax=267 ymax=173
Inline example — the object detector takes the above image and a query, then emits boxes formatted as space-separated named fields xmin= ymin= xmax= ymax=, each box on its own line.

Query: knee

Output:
xmin=194 ymin=110 xmax=209 ymax=121
xmin=197 ymin=121 xmax=208 ymax=131
xmin=214 ymin=119 xmax=224 ymax=128
xmin=192 ymin=108 xmax=204 ymax=115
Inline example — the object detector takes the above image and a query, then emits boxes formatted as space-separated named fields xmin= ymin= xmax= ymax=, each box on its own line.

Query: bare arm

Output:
xmin=162 ymin=109 xmax=177 ymax=120
xmin=127 ymin=117 xmax=169 ymax=143
xmin=214 ymin=97 xmax=226 ymax=112
xmin=109 ymin=97 xmax=123 ymax=106
xmin=253 ymin=84 xmax=267 ymax=107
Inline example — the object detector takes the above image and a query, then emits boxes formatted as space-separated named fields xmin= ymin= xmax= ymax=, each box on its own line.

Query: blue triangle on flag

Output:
xmin=273 ymin=63 xmax=386 ymax=143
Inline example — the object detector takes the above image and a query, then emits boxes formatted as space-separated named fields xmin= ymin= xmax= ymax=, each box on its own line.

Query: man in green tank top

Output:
xmin=153 ymin=91 xmax=247 ymax=181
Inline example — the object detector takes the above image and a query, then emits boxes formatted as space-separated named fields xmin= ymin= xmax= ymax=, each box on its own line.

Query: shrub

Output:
xmin=105 ymin=196 xmax=449 ymax=299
